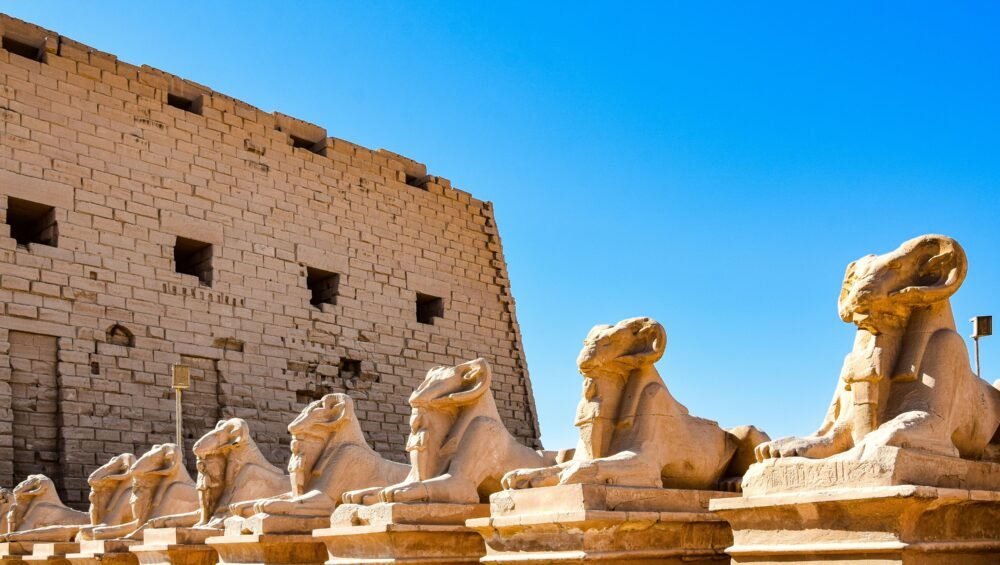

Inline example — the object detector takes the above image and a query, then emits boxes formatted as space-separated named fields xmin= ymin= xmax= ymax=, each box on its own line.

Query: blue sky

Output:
xmin=7 ymin=2 xmax=998 ymax=449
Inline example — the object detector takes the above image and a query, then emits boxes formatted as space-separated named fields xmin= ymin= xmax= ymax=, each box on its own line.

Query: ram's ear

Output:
xmin=444 ymin=358 xmax=492 ymax=405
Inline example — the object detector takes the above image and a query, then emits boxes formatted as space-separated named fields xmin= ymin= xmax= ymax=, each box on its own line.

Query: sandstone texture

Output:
xmin=0 ymin=12 xmax=540 ymax=507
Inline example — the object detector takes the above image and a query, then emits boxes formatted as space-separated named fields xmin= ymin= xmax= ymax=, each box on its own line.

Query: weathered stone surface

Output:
xmin=712 ymin=486 xmax=1000 ymax=564
xmin=315 ymin=502 xmax=488 ymax=564
xmin=128 ymin=529 xmax=218 ymax=565
xmin=742 ymin=445 xmax=1000 ymax=496
xmin=344 ymin=359 xmax=551 ymax=506
xmin=4 ymin=477 xmax=88 ymax=542
xmin=206 ymin=534 xmax=326 ymax=565
xmin=225 ymin=394 xmax=408 ymax=535
xmin=502 ymin=318 xmax=768 ymax=492
xmin=87 ymin=444 xmax=197 ymax=541
xmin=66 ymin=539 xmax=139 ymax=565
xmin=715 ymin=235 xmax=1000 ymax=564
xmin=470 ymin=485 xmax=736 ymax=564
xmin=755 ymin=235 xmax=1000 ymax=462
xmin=0 ymin=12 xmax=540 ymax=507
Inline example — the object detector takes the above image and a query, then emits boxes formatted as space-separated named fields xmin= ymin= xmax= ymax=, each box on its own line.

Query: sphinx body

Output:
xmin=503 ymin=317 xmax=767 ymax=491
xmin=147 ymin=419 xmax=287 ymax=529
xmin=343 ymin=358 xmax=553 ymax=505
xmin=87 ymin=443 xmax=198 ymax=540
xmin=4 ymin=475 xmax=89 ymax=541
xmin=230 ymin=394 xmax=409 ymax=524
xmin=756 ymin=234 xmax=1000 ymax=462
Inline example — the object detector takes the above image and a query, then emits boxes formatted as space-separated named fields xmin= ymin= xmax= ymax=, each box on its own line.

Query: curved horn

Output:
xmin=891 ymin=235 xmax=967 ymax=305
xmin=150 ymin=445 xmax=179 ymax=476
xmin=444 ymin=358 xmax=492 ymax=405
xmin=619 ymin=318 xmax=667 ymax=367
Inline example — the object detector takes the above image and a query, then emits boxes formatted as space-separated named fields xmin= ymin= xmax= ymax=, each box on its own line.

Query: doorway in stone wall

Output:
xmin=9 ymin=332 xmax=62 ymax=496
xmin=178 ymin=355 xmax=220 ymax=477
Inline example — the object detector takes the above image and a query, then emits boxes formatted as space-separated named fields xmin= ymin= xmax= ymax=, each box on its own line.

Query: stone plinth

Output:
xmin=129 ymin=529 xmax=219 ymax=565
xmin=467 ymin=484 xmax=738 ymax=564
xmin=205 ymin=515 xmax=328 ymax=565
xmin=0 ymin=542 xmax=35 ymax=563
xmin=711 ymin=448 xmax=1000 ymax=564
xmin=22 ymin=543 xmax=80 ymax=565
xmin=313 ymin=502 xmax=489 ymax=564
xmin=66 ymin=540 xmax=139 ymax=565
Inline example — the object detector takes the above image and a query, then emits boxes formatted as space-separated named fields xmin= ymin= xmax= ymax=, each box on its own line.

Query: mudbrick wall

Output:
xmin=0 ymin=14 xmax=540 ymax=506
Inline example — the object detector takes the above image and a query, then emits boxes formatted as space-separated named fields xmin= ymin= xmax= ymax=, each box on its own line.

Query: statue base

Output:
xmin=19 ymin=543 xmax=80 ymax=565
xmin=206 ymin=515 xmax=328 ymax=565
xmin=66 ymin=540 xmax=138 ymax=565
xmin=711 ymin=449 xmax=1000 ymax=564
xmin=129 ymin=528 xmax=220 ymax=565
xmin=466 ymin=484 xmax=737 ymax=564
xmin=313 ymin=502 xmax=489 ymax=564
xmin=1 ymin=542 xmax=37 ymax=563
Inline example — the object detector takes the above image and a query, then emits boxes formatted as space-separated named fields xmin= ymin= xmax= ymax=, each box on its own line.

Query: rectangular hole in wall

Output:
xmin=167 ymin=93 xmax=203 ymax=115
xmin=306 ymin=267 xmax=339 ymax=308
xmin=416 ymin=292 xmax=444 ymax=325
xmin=405 ymin=174 xmax=429 ymax=190
xmin=290 ymin=134 xmax=326 ymax=156
xmin=2 ymin=36 xmax=43 ymax=62
xmin=174 ymin=237 xmax=213 ymax=286
xmin=6 ymin=197 xmax=57 ymax=248
xmin=341 ymin=359 xmax=361 ymax=380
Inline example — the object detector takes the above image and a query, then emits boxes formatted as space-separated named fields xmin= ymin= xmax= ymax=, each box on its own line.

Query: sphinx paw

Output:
xmin=379 ymin=482 xmax=429 ymax=503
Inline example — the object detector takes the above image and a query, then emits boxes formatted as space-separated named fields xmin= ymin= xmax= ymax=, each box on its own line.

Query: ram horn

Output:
xmin=891 ymin=235 xmax=967 ymax=305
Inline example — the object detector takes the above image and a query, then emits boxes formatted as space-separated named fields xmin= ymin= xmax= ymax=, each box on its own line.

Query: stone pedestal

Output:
xmin=66 ymin=540 xmax=139 ymax=565
xmin=710 ymin=447 xmax=1000 ymax=564
xmin=0 ymin=542 xmax=35 ymax=564
xmin=129 ymin=529 xmax=220 ymax=565
xmin=22 ymin=543 xmax=80 ymax=565
xmin=467 ymin=484 xmax=738 ymax=564
xmin=313 ymin=502 xmax=489 ymax=564
xmin=205 ymin=515 xmax=328 ymax=565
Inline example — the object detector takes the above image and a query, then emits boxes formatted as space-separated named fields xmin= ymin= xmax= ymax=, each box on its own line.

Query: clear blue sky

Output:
xmin=7 ymin=2 xmax=998 ymax=449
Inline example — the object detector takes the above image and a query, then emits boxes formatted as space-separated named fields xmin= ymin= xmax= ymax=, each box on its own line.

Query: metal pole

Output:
xmin=974 ymin=336 xmax=981 ymax=379
xmin=175 ymin=388 xmax=183 ymax=459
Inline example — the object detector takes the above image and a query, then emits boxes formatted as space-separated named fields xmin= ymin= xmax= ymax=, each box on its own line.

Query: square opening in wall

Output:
xmin=290 ymin=134 xmax=326 ymax=156
xmin=416 ymin=293 xmax=444 ymax=325
xmin=341 ymin=359 xmax=361 ymax=380
xmin=405 ymin=174 xmax=429 ymax=190
xmin=2 ymin=36 xmax=43 ymax=62
xmin=167 ymin=93 xmax=203 ymax=115
xmin=174 ymin=237 xmax=213 ymax=286
xmin=306 ymin=267 xmax=339 ymax=308
xmin=6 ymin=197 xmax=57 ymax=247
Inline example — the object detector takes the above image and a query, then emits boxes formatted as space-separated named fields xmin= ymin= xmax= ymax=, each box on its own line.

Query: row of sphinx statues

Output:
xmin=1 ymin=233 xmax=998 ymax=544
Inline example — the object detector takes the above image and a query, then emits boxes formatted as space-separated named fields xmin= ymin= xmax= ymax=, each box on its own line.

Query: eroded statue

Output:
xmin=230 ymin=394 xmax=408 ymax=521
xmin=87 ymin=443 xmax=197 ymax=540
xmin=147 ymin=419 xmax=287 ymax=529
xmin=4 ymin=475 xmax=89 ymax=540
xmin=0 ymin=488 xmax=11 ymax=534
xmin=87 ymin=453 xmax=136 ymax=527
xmin=756 ymin=234 xmax=1000 ymax=462
xmin=503 ymin=317 xmax=768 ymax=491
xmin=343 ymin=358 xmax=554 ymax=504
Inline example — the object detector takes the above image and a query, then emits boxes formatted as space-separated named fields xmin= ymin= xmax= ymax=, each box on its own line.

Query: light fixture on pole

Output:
xmin=971 ymin=316 xmax=992 ymax=378
xmin=171 ymin=364 xmax=190 ymax=459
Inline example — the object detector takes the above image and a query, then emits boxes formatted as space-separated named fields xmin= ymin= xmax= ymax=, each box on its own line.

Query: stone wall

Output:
xmin=0 ymin=13 xmax=540 ymax=506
